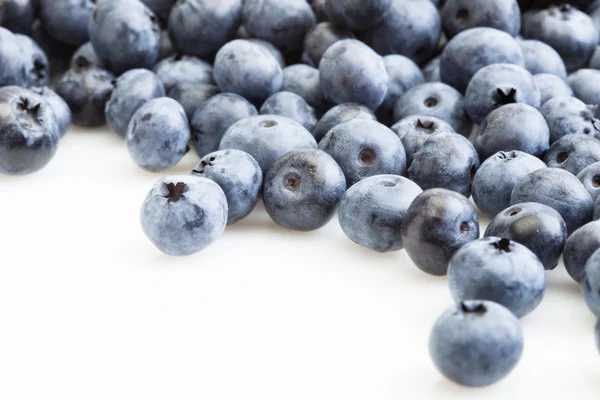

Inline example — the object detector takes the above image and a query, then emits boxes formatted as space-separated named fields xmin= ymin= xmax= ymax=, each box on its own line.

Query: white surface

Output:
xmin=0 ymin=127 xmax=599 ymax=399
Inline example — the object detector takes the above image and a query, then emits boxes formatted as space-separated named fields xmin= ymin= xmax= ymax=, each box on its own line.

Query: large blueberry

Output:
xmin=0 ymin=0 xmax=35 ymax=34
xmin=582 ymin=249 xmax=600 ymax=317
xmin=564 ymin=221 xmax=600 ymax=283
xmin=441 ymin=0 xmax=520 ymax=38
xmin=167 ymin=83 xmax=219 ymax=121
xmin=282 ymin=64 xmax=327 ymax=114
xmin=534 ymin=74 xmax=573 ymax=105
xmin=541 ymin=97 xmax=600 ymax=143
xmin=0 ymin=27 xmax=28 ymax=87
xmin=30 ymin=86 xmax=71 ymax=137
xmin=318 ymin=119 xmax=406 ymax=187
xmin=260 ymin=91 xmax=317 ymax=132
xmin=544 ymin=134 xmax=600 ymax=175
xmin=578 ymin=162 xmax=600 ymax=203
xmin=324 ymin=0 xmax=392 ymax=31
xmin=192 ymin=149 xmax=262 ymax=225
xmin=567 ymin=69 xmax=600 ymax=118
xmin=140 ymin=175 xmax=227 ymax=256
xmin=338 ymin=175 xmax=422 ymax=252
xmin=391 ymin=115 xmax=455 ymax=166
xmin=263 ymin=149 xmax=346 ymax=231
xmin=402 ymin=188 xmax=479 ymax=276
xmin=519 ymin=40 xmax=567 ymax=78
xmin=153 ymin=53 xmax=214 ymax=93
xmin=301 ymin=22 xmax=353 ymax=68
xmin=38 ymin=0 xmax=95 ymax=46
xmin=312 ymin=103 xmax=375 ymax=142
xmin=15 ymin=34 xmax=49 ymax=88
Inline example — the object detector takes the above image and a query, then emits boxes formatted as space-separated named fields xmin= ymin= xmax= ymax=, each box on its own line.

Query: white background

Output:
xmin=0 ymin=127 xmax=599 ymax=399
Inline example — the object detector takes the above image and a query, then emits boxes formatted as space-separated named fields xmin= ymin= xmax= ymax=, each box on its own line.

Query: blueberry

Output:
xmin=30 ymin=86 xmax=71 ymax=138
xmin=219 ymin=115 xmax=317 ymax=173
xmin=168 ymin=0 xmax=241 ymax=59
xmin=379 ymin=55 xmax=424 ymax=117
xmin=540 ymin=97 xmax=600 ymax=143
xmin=0 ymin=86 xmax=60 ymax=175
xmin=14 ymin=34 xmax=49 ymax=88
xmin=393 ymin=82 xmax=471 ymax=136
xmin=301 ymin=21 xmax=353 ymax=68
xmin=126 ymin=97 xmax=190 ymax=172
xmin=485 ymin=203 xmax=566 ymax=270
xmin=582 ymin=249 xmax=600 ymax=317
xmin=577 ymin=162 xmax=600 ymax=202
xmin=522 ymin=4 xmax=598 ymax=70
xmin=429 ymin=300 xmax=523 ymax=387
xmin=243 ymin=0 xmax=315 ymax=53
xmin=153 ymin=53 xmax=214 ymax=93
xmin=192 ymin=149 xmax=262 ymax=225
xmin=511 ymin=168 xmax=593 ymax=235
xmin=105 ymin=69 xmax=165 ymax=137
xmin=158 ymin=30 xmax=175 ymax=61
xmin=474 ymin=104 xmax=549 ymax=161
xmin=262 ymin=149 xmax=345 ymax=231
xmin=246 ymin=38 xmax=286 ymax=68
xmin=89 ymin=0 xmax=160 ymax=74
xmin=167 ymin=83 xmax=219 ymax=121
xmin=55 ymin=65 xmax=115 ymax=127
xmin=402 ymin=188 xmax=479 ymax=276
xmin=0 ymin=27 xmax=28 ymax=87
xmin=544 ymin=134 xmax=600 ymax=175
xmin=519 ymin=40 xmax=567 ymax=79
xmin=0 ymin=0 xmax=35 ymax=35
xmin=38 ymin=0 xmax=95 ymax=46
xmin=534 ymin=73 xmax=573 ymax=105
xmin=140 ymin=175 xmax=227 ymax=256
xmin=70 ymin=42 xmax=104 ymax=70
xmin=567 ymin=69 xmax=600 ymax=118
xmin=564 ymin=221 xmax=600 ymax=283
xmin=190 ymin=93 xmax=258 ymax=158
xmin=324 ymin=0 xmax=392 ymax=31
xmin=473 ymin=151 xmax=546 ymax=218
xmin=338 ymin=174 xmax=422 ymax=252
xmin=391 ymin=116 xmax=455 ymax=166
xmin=312 ymin=103 xmax=376 ymax=142
xmin=358 ymin=0 xmax=441 ymax=65
xmin=282 ymin=64 xmax=327 ymax=114
xmin=319 ymin=39 xmax=388 ymax=111
xmin=260 ymin=91 xmax=317 ymax=132
xmin=441 ymin=0 xmax=521 ymax=38
xmin=408 ymin=131 xmax=479 ymax=197
xmin=465 ymin=64 xmax=541 ymax=125
xmin=422 ymin=56 xmax=441 ymax=83
xmin=213 ymin=39 xmax=283 ymax=104
xmin=318 ymin=119 xmax=406 ymax=187
xmin=440 ymin=27 xmax=524 ymax=93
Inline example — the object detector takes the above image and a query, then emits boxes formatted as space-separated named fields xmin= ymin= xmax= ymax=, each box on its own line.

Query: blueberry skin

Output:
xmin=465 ymin=64 xmax=541 ymax=126
xmin=89 ymin=0 xmax=160 ymax=74
xmin=0 ymin=86 xmax=60 ymax=175
xmin=243 ymin=0 xmax=315 ymax=53
xmin=582 ymin=249 xmax=600 ymax=317
xmin=474 ymin=104 xmax=549 ymax=161
xmin=422 ymin=56 xmax=440 ymax=83
xmin=541 ymin=97 xmax=600 ymax=144
xmin=192 ymin=149 xmax=262 ymax=225
xmin=140 ymin=175 xmax=227 ymax=256
xmin=391 ymin=116 xmax=455 ymax=166
xmin=70 ymin=42 xmax=104 ymax=70
xmin=167 ymin=83 xmax=219 ymax=121
xmin=564 ymin=221 xmax=600 ymax=283
xmin=401 ymin=188 xmax=479 ymax=276
xmin=441 ymin=0 xmax=520 ymax=38
xmin=246 ymin=38 xmax=286 ymax=69
xmin=393 ymin=82 xmax=471 ymax=136
xmin=318 ymin=119 xmax=406 ymax=187
xmin=0 ymin=0 xmax=35 ymax=34
xmin=409 ymin=131 xmax=479 ymax=197
xmin=520 ymin=40 xmax=567 ymax=79
xmin=213 ymin=39 xmax=283 ymax=105
xmin=0 ymin=27 xmax=28 ymax=87
xmin=30 ymin=86 xmax=71 ymax=137
xmin=158 ymin=30 xmax=175 ymax=61
xmin=190 ymin=93 xmax=258 ymax=158
xmin=126 ymin=98 xmax=190 ymax=172
xmin=313 ymin=103 xmax=375 ymax=142
xmin=55 ymin=66 xmax=115 ymax=127
xmin=473 ymin=151 xmax=546 ymax=218
xmin=534 ymin=74 xmax=573 ymax=105
xmin=260 ymin=91 xmax=317 ymax=132
xmin=39 ymin=0 xmax=95 ymax=46
xmin=262 ymin=149 xmax=345 ymax=231
xmin=485 ymin=203 xmax=567 ymax=270
xmin=380 ymin=55 xmax=424 ymax=114
xmin=282 ymin=64 xmax=327 ymax=114
xmin=105 ymin=69 xmax=165 ymax=137
xmin=440 ymin=27 xmax=524 ymax=93
xmin=153 ymin=54 xmax=214 ymax=93
xmin=358 ymin=0 xmax=441 ymax=65
xmin=323 ymin=0 xmax=392 ymax=31
xmin=338 ymin=175 xmax=422 ymax=252
xmin=301 ymin=22 xmax=353 ymax=68
xmin=590 ymin=46 xmax=600 ymax=70
xmin=14 ymin=34 xmax=50 ymax=88
xmin=511 ymin=168 xmax=593 ymax=235
xmin=577 ymin=162 xmax=600 ymax=202
xmin=595 ymin=196 xmax=600 ymax=221
xmin=429 ymin=300 xmax=523 ymax=387
xmin=522 ymin=5 xmax=599 ymax=70
xmin=219 ymin=115 xmax=317 ymax=173
xmin=568 ymin=69 xmax=600 ymax=119
xmin=544 ymin=134 xmax=600 ymax=176
xmin=168 ymin=0 xmax=241 ymax=59
xmin=319 ymin=39 xmax=388 ymax=111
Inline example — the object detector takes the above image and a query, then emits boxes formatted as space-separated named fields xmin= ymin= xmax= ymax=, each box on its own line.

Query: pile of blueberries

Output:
xmin=4 ymin=0 xmax=600 ymax=388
